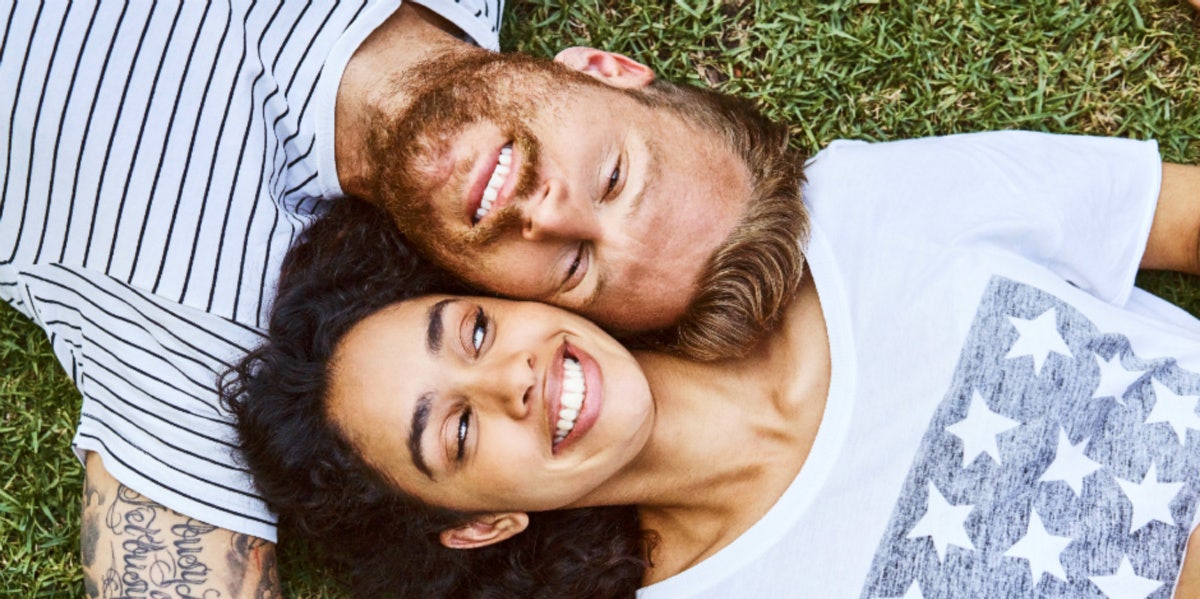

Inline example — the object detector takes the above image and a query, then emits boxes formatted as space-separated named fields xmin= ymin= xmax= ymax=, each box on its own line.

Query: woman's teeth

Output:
xmin=554 ymin=357 xmax=585 ymax=445
xmin=474 ymin=144 xmax=512 ymax=222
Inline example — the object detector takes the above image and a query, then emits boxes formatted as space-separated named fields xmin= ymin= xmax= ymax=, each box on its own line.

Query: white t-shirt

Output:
xmin=0 ymin=0 xmax=502 ymax=541
xmin=641 ymin=132 xmax=1200 ymax=598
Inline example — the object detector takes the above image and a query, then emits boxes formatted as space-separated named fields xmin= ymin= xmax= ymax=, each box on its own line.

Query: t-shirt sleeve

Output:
xmin=413 ymin=0 xmax=503 ymax=51
xmin=803 ymin=131 xmax=1162 ymax=306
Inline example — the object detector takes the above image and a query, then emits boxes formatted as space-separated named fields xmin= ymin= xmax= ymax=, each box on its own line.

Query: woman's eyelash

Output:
xmin=471 ymin=307 xmax=487 ymax=355
xmin=456 ymin=408 xmax=471 ymax=462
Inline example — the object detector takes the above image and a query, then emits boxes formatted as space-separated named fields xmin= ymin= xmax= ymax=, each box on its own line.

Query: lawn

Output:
xmin=2 ymin=0 xmax=1198 ymax=595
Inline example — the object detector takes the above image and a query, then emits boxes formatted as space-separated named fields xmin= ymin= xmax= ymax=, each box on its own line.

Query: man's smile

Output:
xmin=468 ymin=141 xmax=520 ymax=225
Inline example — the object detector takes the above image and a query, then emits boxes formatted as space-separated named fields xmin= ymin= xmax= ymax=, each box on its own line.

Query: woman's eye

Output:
xmin=471 ymin=308 xmax=488 ymax=355
xmin=456 ymin=408 xmax=471 ymax=462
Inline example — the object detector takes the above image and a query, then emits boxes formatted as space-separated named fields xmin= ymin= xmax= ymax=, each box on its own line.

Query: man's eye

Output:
xmin=471 ymin=308 xmax=488 ymax=355
xmin=606 ymin=164 xmax=621 ymax=195
xmin=566 ymin=245 xmax=583 ymax=279
xmin=456 ymin=408 xmax=471 ymax=462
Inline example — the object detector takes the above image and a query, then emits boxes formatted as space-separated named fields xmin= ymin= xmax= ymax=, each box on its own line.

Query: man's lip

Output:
xmin=548 ymin=339 xmax=602 ymax=455
xmin=464 ymin=141 xmax=520 ymax=225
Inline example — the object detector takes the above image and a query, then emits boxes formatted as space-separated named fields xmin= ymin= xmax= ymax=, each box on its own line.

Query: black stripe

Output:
xmin=150 ymin=0 xmax=259 ymax=301
xmin=50 ymin=4 xmax=101 ymax=263
xmin=82 ymin=5 xmax=154 ymax=267
xmin=159 ymin=0 xmax=283 ymax=299
xmin=210 ymin=0 xmax=296 ymax=319
xmin=75 ymin=432 xmax=272 ymax=524
xmin=82 ymin=332 xmax=228 ymax=422
xmin=105 ymin=2 xmax=186 ymax=276
xmin=34 ymin=292 xmax=231 ymax=378
xmin=27 ymin=270 xmax=256 ymax=366
xmin=82 ymin=372 xmax=234 ymax=449
xmin=0 ymin=0 xmax=18 ymax=62
xmin=123 ymin=1 xmax=213 ymax=287
xmin=62 ymin=3 xmax=130 ymax=267
xmin=1 ymin=2 xmax=46 ymax=265
xmin=80 ymin=386 xmax=243 ymax=468
xmin=29 ymin=4 xmax=83 ymax=264
xmin=129 ymin=4 xmax=232 ymax=288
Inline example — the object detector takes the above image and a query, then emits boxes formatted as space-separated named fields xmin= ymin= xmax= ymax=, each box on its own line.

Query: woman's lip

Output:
xmin=465 ymin=141 xmax=520 ymax=225
xmin=550 ymin=339 xmax=602 ymax=455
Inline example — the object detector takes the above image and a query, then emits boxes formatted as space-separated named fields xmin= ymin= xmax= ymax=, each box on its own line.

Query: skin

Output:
xmin=326 ymin=280 xmax=833 ymax=581
xmin=328 ymin=295 xmax=657 ymax=515
xmin=339 ymin=45 xmax=753 ymax=332
xmin=82 ymin=452 xmax=279 ymax=598
xmin=80 ymin=5 xmax=469 ymax=595
xmin=1142 ymin=163 xmax=1200 ymax=276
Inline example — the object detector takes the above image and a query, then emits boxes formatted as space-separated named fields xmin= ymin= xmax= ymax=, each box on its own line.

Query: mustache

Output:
xmin=462 ymin=132 xmax=542 ymax=247
xmin=464 ymin=204 xmax=524 ymax=246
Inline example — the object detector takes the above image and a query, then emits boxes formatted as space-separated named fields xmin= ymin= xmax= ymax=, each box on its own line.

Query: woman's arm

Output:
xmin=1141 ymin=163 xmax=1200 ymax=275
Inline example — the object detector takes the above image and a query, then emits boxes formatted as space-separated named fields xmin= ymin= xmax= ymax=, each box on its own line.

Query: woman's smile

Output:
xmin=548 ymin=340 xmax=604 ymax=454
xmin=326 ymin=294 xmax=653 ymax=513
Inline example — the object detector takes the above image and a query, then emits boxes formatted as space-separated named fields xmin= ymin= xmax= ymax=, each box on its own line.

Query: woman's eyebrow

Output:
xmin=408 ymin=392 xmax=435 ymax=480
xmin=426 ymin=298 xmax=456 ymax=353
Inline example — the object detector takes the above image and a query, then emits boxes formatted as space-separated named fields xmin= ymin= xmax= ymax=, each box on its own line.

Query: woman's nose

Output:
xmin=466 ymin=351 xmax=536 ymax=418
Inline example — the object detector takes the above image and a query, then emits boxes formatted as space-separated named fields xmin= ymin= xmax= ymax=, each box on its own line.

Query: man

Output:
xmin=5 ymin=0 xmax=1199 ymax=595
xmin=2 ymin=0 xmax=804 ymax=594
xmin=1 ymin=1 xmax=509 ymax=595
xmin=309 ymin=62 xmax=1200 ymax=598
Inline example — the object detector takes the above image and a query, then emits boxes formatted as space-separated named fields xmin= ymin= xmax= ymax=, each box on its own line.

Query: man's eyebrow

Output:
xmin=407 ymin=392 xmax=435 ymax=480
xmin=426 ymin=298 xmax=455 ymax=354
xmin=580 ymin=267 xmax=608 ymax=311
xmin=628 ymin=134 xmax=658 ymax=220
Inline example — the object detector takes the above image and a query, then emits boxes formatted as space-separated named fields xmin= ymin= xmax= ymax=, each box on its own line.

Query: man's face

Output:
xmin=381 ymin=51 xmax=751 ymax=332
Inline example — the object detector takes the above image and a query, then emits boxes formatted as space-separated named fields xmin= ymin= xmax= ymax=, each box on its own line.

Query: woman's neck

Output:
xmin=607 ymin=276 xmax=832 ymax=580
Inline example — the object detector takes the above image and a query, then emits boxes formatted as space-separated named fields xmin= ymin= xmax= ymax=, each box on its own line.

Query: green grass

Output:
xmin=3 ymin=0 xmax=1199 ymax=595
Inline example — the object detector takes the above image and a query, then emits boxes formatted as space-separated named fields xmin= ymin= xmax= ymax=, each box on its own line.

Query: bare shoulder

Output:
xmin=81 ymin=452 xmax=280 ymax=598
xmin=1174 ymin=527 xmax=1200 ymax=598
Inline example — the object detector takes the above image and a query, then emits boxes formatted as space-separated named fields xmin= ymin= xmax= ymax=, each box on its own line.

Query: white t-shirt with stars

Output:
xmin=641 ymin=131 xmax=1200 ymax=599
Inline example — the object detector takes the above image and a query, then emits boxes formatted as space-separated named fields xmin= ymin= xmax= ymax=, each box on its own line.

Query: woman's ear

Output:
xmin=553 ymin=47 xmax=655 ymax=89
xmin=439 ymin=512 xmax=530 ymax=550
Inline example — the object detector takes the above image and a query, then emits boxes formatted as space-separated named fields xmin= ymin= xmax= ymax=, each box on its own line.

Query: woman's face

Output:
xmin=328 ymin=295 xmax=655 ymax=513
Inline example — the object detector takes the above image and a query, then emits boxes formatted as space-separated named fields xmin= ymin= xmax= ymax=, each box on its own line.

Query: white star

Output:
xmin=945 ymin=391 xmax=1020 ymax=467
xmin=1005 ymin=309 xmax=1073 ymax=376
xmin=1003 ymin=509 xmax=1073 ymax=584
xmin=1039 ymin=427 xmax=1102 ymax=496
xmin=907 ymin=482 xmax=975 ymax=562
xmin=1088 ymin=557 xmax=1163 ymax=599
xmin=1144 ymin=380 xmax=1200 ymax=444
xmin=880 ymin=580 xmax=925 ymax=599
xmin=1091 ymin=353 xmax=1145 ymax=405
xmin=1114 ymin=464 xmax=1183 ymax=533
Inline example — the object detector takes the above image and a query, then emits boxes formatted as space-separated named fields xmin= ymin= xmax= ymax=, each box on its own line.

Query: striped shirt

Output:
xmin=0 ymin=0 xmax=502 ymax=542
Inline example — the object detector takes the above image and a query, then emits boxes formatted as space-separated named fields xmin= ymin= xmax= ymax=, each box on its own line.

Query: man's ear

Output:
xmin=553 ymin=47 xmax=655 ymax=89
xmin=439 ymin=512 xmax=530 ymax=550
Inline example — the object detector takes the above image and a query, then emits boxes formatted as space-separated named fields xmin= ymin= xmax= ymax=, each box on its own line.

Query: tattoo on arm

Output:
xmin=82 ymin=460 xmax=281 ymax=598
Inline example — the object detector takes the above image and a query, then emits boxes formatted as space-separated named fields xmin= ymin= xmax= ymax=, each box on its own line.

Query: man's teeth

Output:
xmin=554 ymin=358 xmax=585 ymax=444
xmin=474 ymin=145 xmax=512 ymax=222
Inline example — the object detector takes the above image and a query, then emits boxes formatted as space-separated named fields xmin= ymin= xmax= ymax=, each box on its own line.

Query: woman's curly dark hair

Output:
xmin=222 ymin=198 xmax=650 ymax=597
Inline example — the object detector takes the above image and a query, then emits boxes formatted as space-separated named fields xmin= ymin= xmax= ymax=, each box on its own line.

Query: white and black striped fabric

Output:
xmin=1 ymin=0 xmax=502 ymax=542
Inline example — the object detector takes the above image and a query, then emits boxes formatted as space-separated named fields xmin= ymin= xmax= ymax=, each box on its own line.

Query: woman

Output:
xmin=229 ymin=131 xmax=1200 ymax=597
xmin=224 ymin=197 xmax=825 ymax=597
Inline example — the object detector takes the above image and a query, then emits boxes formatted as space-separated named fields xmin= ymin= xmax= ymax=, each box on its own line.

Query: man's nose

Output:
xmin=520 ymin=177 xmax=599 ymax=241
xmin=466 ymin=351 xmax=536 ymax=418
